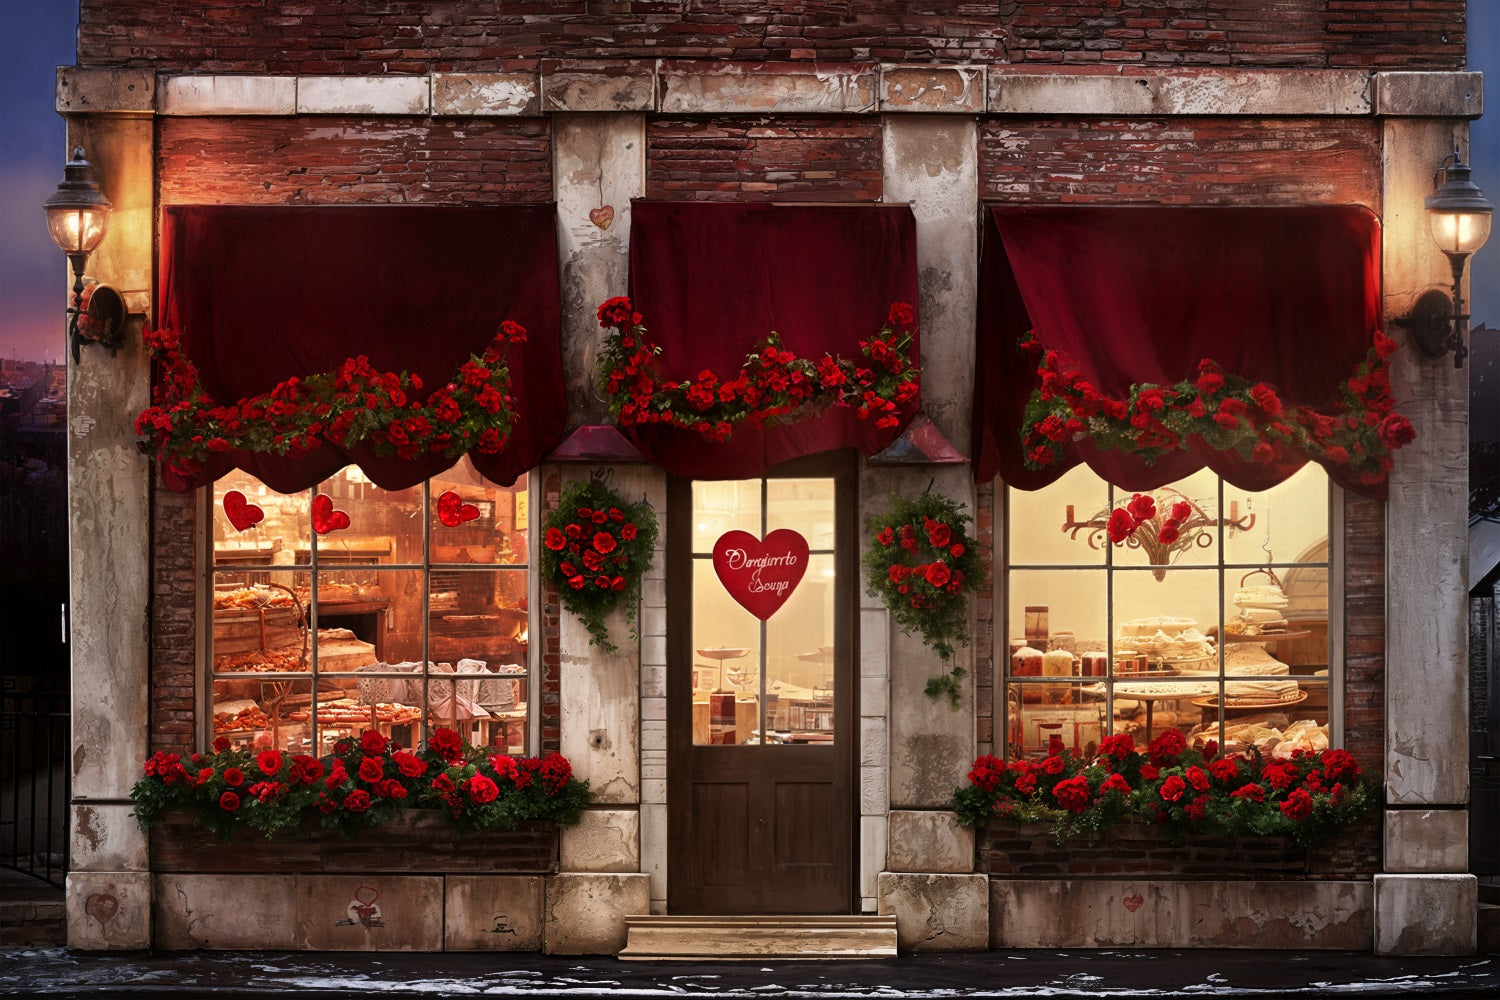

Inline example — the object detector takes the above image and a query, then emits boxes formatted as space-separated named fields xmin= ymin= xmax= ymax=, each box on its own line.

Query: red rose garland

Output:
xmin=133 ymin=321 xmax=527 ymax=481
xmin=863 ymin=491 xmax=985 ymax=706
xmin=541 ymin=479 xmax=660 ymax=653
xmin=1018 ymin=331 xmax=1415 ymax=487
xmin=594 ymin=297 xmax=921 ymax=443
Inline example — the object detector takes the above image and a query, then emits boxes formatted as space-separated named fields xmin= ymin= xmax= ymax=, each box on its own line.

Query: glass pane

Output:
xmin=1109 ymin=469 xmax=1220 ymax=571
xmin=430 ymin=462 xmax=529 ymax=565
xmin=767 ymin=551 xmax=836 ymax=743
xmin=766 ymin=478 xmax=835 ymax=549
xmin=691 ymin=557 xmax=760 ymax=746
xmin=315 ymin=469 xmax=422 ymax=566
xmin=1006 ymin=568 xmax=1107 ymax=664
xmin=427 ymin=569 xmax=530 ymax=667
xmin=1006 ymin=683 xmax=1108 ymax=758
xmin=211 ymin=569 xmax=309 ymax=674
xmin=211 ymin=473 xmax=310 ymax=566
xmin=211 ymin=677 xmax=313 ymax=753
xmin=1189 ymin=680 xmax=1331 ymax=757
xmin=358 ymin=568 xmax=423 ymax=664
xmin=1009 ymin=464 xmax=1109 ymax=566
xmin=1223 ymin=464 xmax=1329 ymax=567
xmin=306 ymin=681 xmax=423 ymax=756
xmin=692 ymin=480 xmax=761 ymax=553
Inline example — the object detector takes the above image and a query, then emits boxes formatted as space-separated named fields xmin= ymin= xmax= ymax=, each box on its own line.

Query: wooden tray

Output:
xmin=1192 ymin=691 xmax=1308 ymax=710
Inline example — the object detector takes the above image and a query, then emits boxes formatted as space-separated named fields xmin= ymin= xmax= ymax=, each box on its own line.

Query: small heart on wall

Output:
xmin=1123 ymin=893 xmax=1144 ymax=912
xmin=588 ymin=205 xmax=615 ymax=230
xmin=86 ymin=892 xmax=119 ymax=925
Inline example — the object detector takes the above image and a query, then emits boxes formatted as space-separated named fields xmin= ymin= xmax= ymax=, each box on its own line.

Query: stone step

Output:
xmin=1479 ymin=902 xmax=1500 ymax=956
xmin=619 ymin=914 xmax=898 ymax=961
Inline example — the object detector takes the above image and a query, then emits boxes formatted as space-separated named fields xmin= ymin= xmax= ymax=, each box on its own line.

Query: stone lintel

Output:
xmin=887 ymin=810 xmax=974 ymax=874
xmin=297 ymin=75 xmax=431 ymax=115
xmin=990 ymin=878 xmax=1371 ymax=950
xmin=159 ymin=75 xmax=296 ymax=115
xmin=1373 ymin=873 xmax=1478 ymax=955
xmin=657 ymin=60 xmax=876 ymax=114
xmin=1384 ymin=807 xmax=1469 ymax=872
xmin=879 ymin=66 xmax=985 ymax=113
xmin=877 ymin=872 xmax=989 ymax=952
xmin=1374 ymin=72 xmax=1484 ymax=118
xmin=542 ymin=60 xmax=656 ymax=112
xmin=56 ymin=67 xmax=155 ymax=115
xmin=432 ymin=72 xmax=539 ymax=116
xmin=990 ymin=68 xmax=1370 ymax=116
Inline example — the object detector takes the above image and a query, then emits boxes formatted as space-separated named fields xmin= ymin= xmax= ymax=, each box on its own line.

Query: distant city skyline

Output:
xmin=0 ymin=3 xmax=1496 ymax=363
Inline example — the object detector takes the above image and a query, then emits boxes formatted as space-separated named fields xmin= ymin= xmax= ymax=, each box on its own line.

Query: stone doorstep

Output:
xmin=618 ymin=915 xmax=897 ymax=961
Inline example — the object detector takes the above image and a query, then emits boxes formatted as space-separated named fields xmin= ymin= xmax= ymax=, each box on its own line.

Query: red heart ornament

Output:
xmin=1123 ymin=893 xmax=1144 ymax=912
xmin=312 ymin=493 xmax=351 ymax=534
xmin=437 ymin=490 xmax=480 ymax=527
xmin=588 ymin=204 xmax=615 ymax=230
xmin=712 ymin=529 xmax=809 ymax=621
xmin=222 ymin=491 xmax=264 ymax=532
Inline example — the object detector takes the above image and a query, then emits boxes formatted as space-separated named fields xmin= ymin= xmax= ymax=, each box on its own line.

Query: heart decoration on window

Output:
xmin=222 ymin=491 xmax=265 ymax=532
xmin=312 ymin=493 xmax=351 ymax=534
xmin=437 ymin=490 xmax=480 ymax=527
xmin=712 ymin=528 xmax=809 ymax=621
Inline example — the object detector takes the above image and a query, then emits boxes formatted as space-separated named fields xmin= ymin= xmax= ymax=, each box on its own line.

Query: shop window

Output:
xmin=208 ymin=459 xmax=531 ymax=756
xmin=1002 ymin=465 xmax=1336 ymax=758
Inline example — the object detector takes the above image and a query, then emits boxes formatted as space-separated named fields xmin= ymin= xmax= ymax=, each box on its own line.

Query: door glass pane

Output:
xmin=691 ymin=557 xmax=761 ymax=746
xmin=767 ymin=551 xmax=835 ymax=742
xmin=692 ymin=480 xmax=762 ymax=553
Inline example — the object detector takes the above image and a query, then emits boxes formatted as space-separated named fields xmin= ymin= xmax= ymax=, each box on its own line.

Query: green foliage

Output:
xmin=541 ymin=479 xmax=660 ymax=653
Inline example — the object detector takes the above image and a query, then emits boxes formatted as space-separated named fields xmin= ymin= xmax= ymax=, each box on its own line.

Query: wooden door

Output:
xmin=666 ymin=454 xmax=856 ymax=915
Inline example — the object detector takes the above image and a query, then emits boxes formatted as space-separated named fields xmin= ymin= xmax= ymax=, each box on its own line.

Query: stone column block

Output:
xmin=887 ymin=811 xmax=974 ymax=873
xmin=444 ymin=876 xmax=545 ymax=951
xmin=1374 ymin=874 xmax=1478 ymax=955
xmin=560 ymin=808 xmax=640 ymax=873
xmin=544 ymin=873 xmax=650 ymax=955
xmin=71 ymin=803 xmax=149 ymax=872
xmin=154 ymin=874 xmax=298 ymax=950
xmin=1385 ymin=808 xmax=1469 ymax=872
xmin=877 ymin=872 xmax=988 ymax=952
xmin=298 ymin=876 xmax=444 ymax=951
xmin=66 ymin=872 xmax=151 ymax=951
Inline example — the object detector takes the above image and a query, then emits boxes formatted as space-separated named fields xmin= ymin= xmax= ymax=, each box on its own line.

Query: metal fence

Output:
xmin=1 ymin=680 xmax=69 ymax=888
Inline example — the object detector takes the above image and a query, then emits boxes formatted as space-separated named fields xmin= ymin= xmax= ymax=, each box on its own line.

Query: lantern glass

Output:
xmin=46 ymin=205 xmax=110 ymax=256
xmin=1428 ymin=208 xmax=1492 ymax=258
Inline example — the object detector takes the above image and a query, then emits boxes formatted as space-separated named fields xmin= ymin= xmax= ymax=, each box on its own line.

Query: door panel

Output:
xmin=667 ymin=455 xmax=855 ymax=915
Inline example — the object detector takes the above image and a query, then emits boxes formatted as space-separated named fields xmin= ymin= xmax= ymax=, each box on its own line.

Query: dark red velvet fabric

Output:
xmin=624 ymin=201 xmax=921 ymax=479
xmin=973 ymin=205 xmax=1384 ymax=497
xmin=157 ymin=204 xmax=566 ymax=494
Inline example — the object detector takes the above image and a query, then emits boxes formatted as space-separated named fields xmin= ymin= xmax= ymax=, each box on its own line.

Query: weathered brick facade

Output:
xmin=646 ymin=116 xmax=883 ymax=201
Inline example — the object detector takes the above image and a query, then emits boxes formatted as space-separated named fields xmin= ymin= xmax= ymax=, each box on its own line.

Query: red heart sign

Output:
xmin=437 ymin=490 xmax=480 ymax=527
xmin=223 ymin=491 xmax=264 ymax=532
xmin=712 ymin=529 xmax=809 ymax=621
xmin=1123 ymin=893 xmax=1144 ymax=912
xmin=312 ymin=493 xmax=351 ymax=534
xmin=588 ymin=204 xmax=615 ymax=230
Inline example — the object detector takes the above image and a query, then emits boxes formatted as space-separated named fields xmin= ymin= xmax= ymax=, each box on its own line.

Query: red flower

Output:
xmin=1252 ymin=442 xmax=1275 ymax=464
xmin=1279 ymin=787 xmax=1314 ymax=820
xmin=1378 ymin=413 xmax=1415 ymax=449
xmin=1250 ymin=383 xmax=1283 ymax=415
xmin=1099 ymin=773 xmax=1131 ymax=796
xmin=343 ymin=790 xmax=372 ymax=812
xmin=1208 ymin=758 xmax=1240 ymax=783
xmin=219 ymin=791 xmax=240 ymax=812
xmin=468 ymin=774 xmax=500 ymax=804
xmin=360 ymin=730 xmax=389 ymax=755
xmin=1098 ymin=734 xmax=1135 ymax=760
xmin=593 ymin=531 xmax=618 ymax=555
xmin=212 ymin=736 xmax=231 ymax=753
xmin=622 ymin=523 xmax=638 ymax=542
xmin=223 ymin=768 xmax=244 ymax=787
xmin=1148 ymin=728 xmax=1186 ymax=765
xmin=1052 ymin=775 xmax=1091 ymax=813
xmin=392 ymin=750 xmax=426 ymax=778
xmin=1262 ymin=761 xmax=1299 ymax=791
xmin=888 ymin=302 xmax=917 ymax=328
xmin=1014 ymin=773 xmax=1038 ymax=795
xmin=1040 ymin=754 xmax=1066 ymax=776
xmin=544 ymin=527 xmax=567 ymax=551
xmin=1160 ymin=775 xmax=1187 ymax=802
xmin=1230 ymin=782 xmax=1265 ymax=802
xmin=1185 ymin=765 xmax=1210 ymax=792
xmin=256 ymin=749 xmax=283 ymax=776
xmin=358 ymin=757 xmax=385 ymax=783
xmin=1107 ymin=508 xmax=1136 ymax=544
xmin=928 ymin=523 xmax=951 ymax=548
xmin=1157 ymin=522 xmax=1180 ymax=545
xmin=1170 ymin=501 xmax=1191 ymax=522
xmin=428 ymin=728 xmax=464 ymax=763
xmin=877 ymin=526 xmax=895 ymax=546
xmin=925 ymin=562 xmax=952 ymax=587
xmin=1140 ymin=764 xmax=1159 ymax=781
xmin=289 ymin=755 xmax=324 ymax=785
xmin=1126 ymin=493 xmax=1156 ymax=523
xmin=950 ymin=543 xmax=965 ymax=557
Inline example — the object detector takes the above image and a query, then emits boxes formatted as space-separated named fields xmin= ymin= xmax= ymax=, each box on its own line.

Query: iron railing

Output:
xmin=1 ymin=679 xmax=69 ymax=888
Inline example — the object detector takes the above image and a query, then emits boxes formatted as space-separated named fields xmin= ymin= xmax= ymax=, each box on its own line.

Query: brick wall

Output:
xmin=158 ymin=117 xmax=552 ymax=205
xmin=979 ymin=116 xmax=1381 ymax=206
xmin=1342 ymin=492 xmax=1385 ymax=769
xmin=646 ymin=117 xmax=882 ymax=202
xmin=77 ymin=2 xmax=1463 ymax=72
xmin=150 ymin=486 xmax=198 ymax=754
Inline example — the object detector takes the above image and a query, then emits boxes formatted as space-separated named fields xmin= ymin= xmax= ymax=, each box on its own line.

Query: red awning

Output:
xmin=624 ymin=200 xmax=921 ymax=479
xmin=972 ymin=204 xmax=1384 ymax=497
xmin=156 ymin=204 xmax=566 ymax=493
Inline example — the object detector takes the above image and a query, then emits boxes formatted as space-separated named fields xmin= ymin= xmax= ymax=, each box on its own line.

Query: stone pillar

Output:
xmin=872 ymin=114 xmax=984 ymax=937
xmin=57 ymin=69 xmax=157 ymax=951
xmin=1375 ymin=72 xmax=1482 ymax=955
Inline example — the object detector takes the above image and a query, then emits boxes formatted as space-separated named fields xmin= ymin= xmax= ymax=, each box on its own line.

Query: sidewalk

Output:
xmin=1 ymin=945 xmax=1496 ymax=998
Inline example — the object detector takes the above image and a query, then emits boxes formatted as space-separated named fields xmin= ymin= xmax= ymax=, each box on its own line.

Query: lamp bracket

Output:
xmin=1395 ymin=288 xmax=1458 ymax=361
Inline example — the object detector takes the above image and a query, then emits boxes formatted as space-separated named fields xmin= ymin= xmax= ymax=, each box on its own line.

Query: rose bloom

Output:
xmin=544 ymin=527 xmax=567 ymax=551
xmin=343 ymin=790 xmax=372 ymax=812
xmin=622 ymin=523 xmax=638 ymax=542
xmin=1279 ymin=787 xmax=1314 ymax=820
xmin=256 ymin=749 xmax=284 ymax=776
xmin=1040 ymin=754 xmax=1066 ymax=776
xmin=212 ymin=736 xmax=231 ymax=753
xmin=428 ymin=728 xmax=464 ymax=763
xmin=290 ymin=755 xmax=324 ymax=785
xmin=1014 ymin=773 xmax=1038 ymax=795
xmin=1052 ymin=775 xmax=1091 ymax=814
xmin=218 ymin=791 xmax=240 ymax=812
xmin=1208 ymin=758 xmax=1240 ymax=783
xmin=468 ymin=774 xmax=500 ymax=804
xmin=1230 ymin=782 xmax=1265 ymax=802
xmin=223 ymin=767 xmax=245 ymax=787
xmin=1098 ymin=733 xmax=1135 ymax=760
xmin=358 ymin=757 xmax=386 ymax=783
xmin=392 ymin=750 xmax=426 ymax=778
xmin=1159 ymin=775 xmax=1187 ymax=802
xmin=928 ymin=523 xmax=951 ymax=547
xmin=1099 ymin=773 xmax=1131 ymax=795
xmin=925 ymin=562 xmax=952 ymax=587
xmin=360 ymin=730 xmax=389 ymax=755
xmin=1107 ymin=508 xmax=1136 ymax=544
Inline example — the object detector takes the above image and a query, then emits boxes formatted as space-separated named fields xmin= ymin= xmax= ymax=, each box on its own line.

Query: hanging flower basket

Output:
xmin=541 ymin=478 xmax=660 ymax=653
xmin=594 ymin=297 xmax=921 ymax=442
xmin=863 ymin=490 xmax=985 ymax=706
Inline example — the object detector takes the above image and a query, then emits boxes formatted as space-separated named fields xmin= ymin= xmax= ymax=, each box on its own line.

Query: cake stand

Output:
xmin=697 ymin=646 xmax=751 ymax=692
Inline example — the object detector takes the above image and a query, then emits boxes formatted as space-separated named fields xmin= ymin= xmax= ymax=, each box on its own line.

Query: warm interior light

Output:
xmin=45 ymin=206 xmax=110 ymax=255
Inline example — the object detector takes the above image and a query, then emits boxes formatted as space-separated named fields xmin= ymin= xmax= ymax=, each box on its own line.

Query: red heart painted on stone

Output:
xmin=588 ymin=204 xmax=615 ymax=230
xmin=223 ymin=491 xmax=264 ymax=532
xmin=85 ymin=892 xmax=119 ymax=925
xmin=437 ymin=490 xmax=480 ymax=527
xmin=712 ymin=528 xmax=809 ymax=621
xmin=1123 ymin=893 xmax=1144 ymax=912
xmin=353 ymin=885 xmax=379 ymax=906
xmin=312 ymin=493 xmax=351 ymax=534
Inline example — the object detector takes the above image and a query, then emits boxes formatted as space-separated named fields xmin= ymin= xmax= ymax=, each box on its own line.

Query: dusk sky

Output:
xmin=0 ymin=2 xmax=1496 ymax=364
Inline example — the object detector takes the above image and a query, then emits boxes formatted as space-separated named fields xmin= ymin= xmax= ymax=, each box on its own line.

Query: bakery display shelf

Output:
xmin=1222 ymin=630 xmax=1312 ymax=643
xmin=1191 ymin=691 xmax=1309 ymax=711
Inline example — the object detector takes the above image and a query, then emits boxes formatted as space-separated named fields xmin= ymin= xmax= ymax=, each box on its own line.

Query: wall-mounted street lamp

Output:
xmin=1399 ymin=148 xmax=1493 ymax=369
xmin=43 ymin=146 xmax=124 ymax=363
